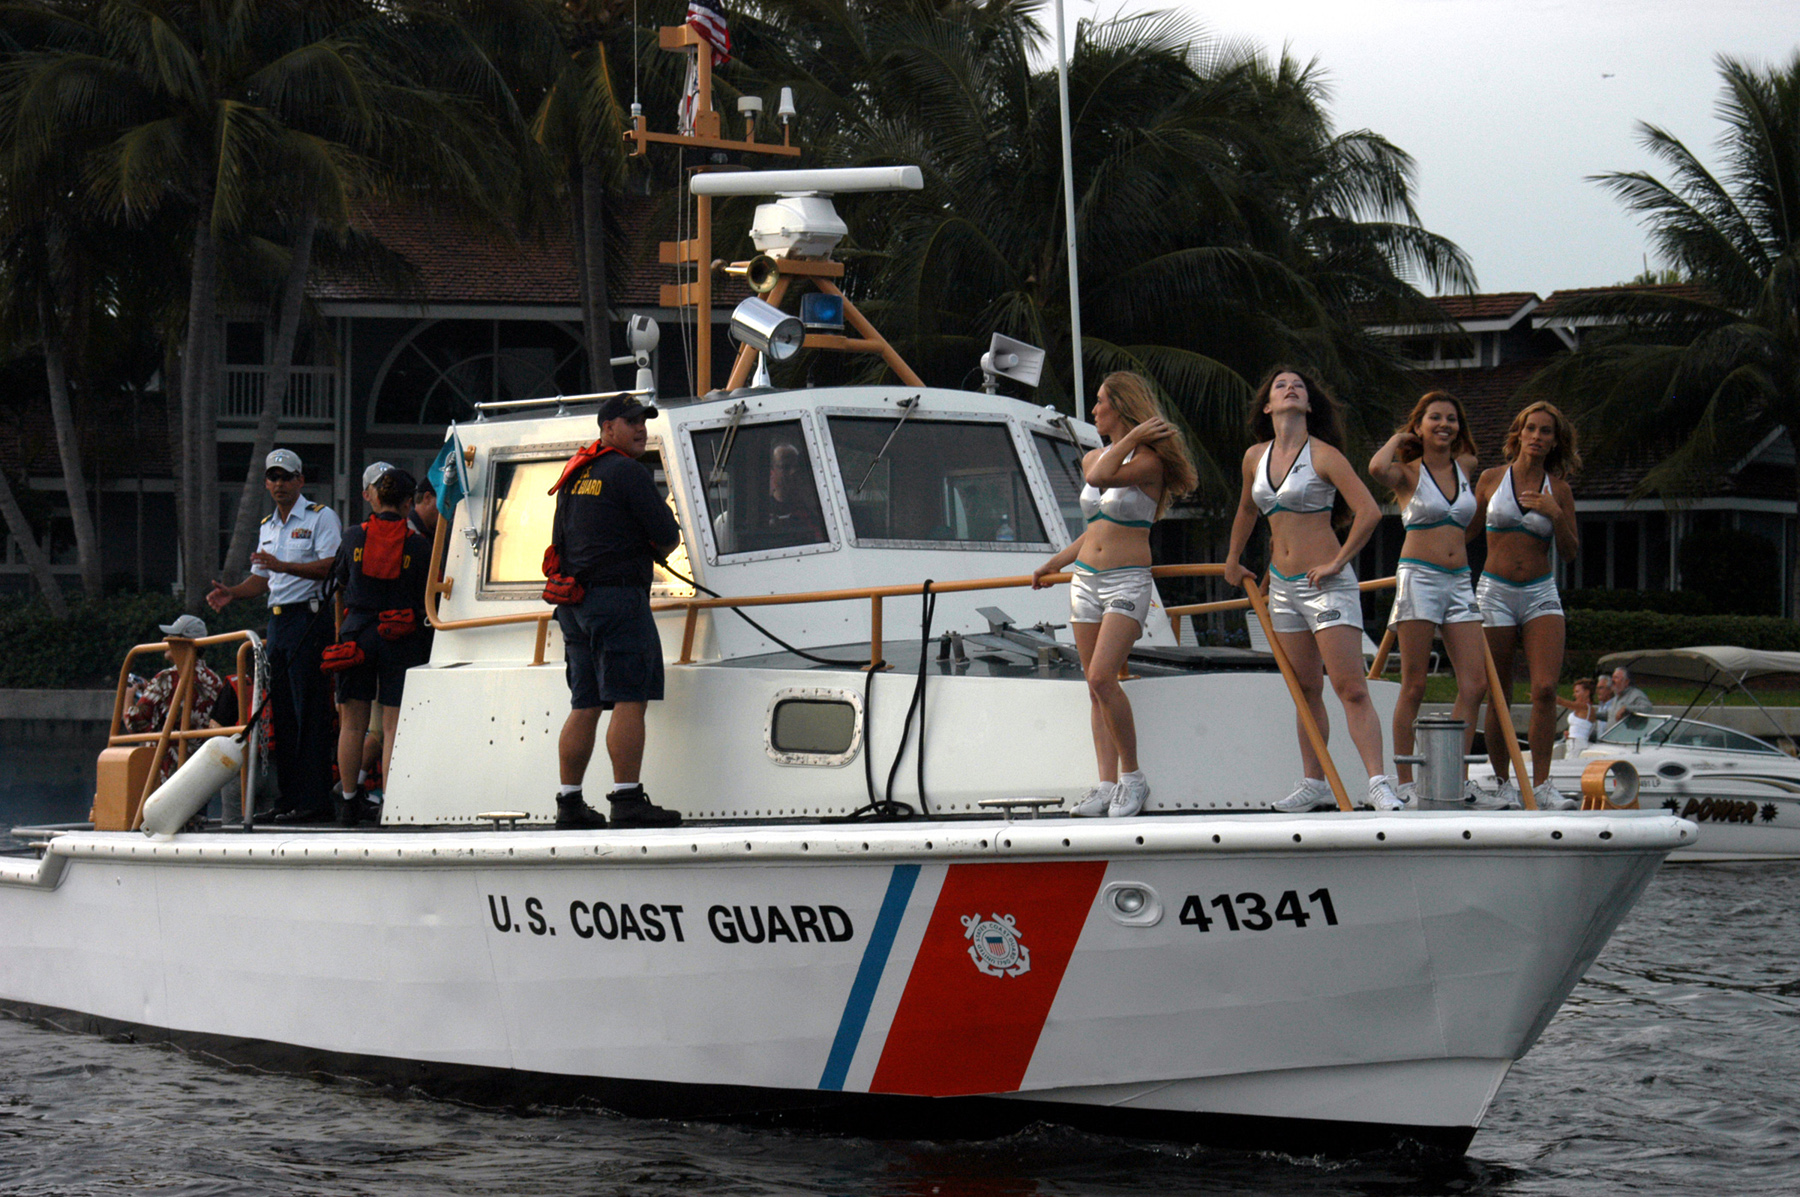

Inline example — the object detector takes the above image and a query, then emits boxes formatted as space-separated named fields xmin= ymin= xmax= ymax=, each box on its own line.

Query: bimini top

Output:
xmin=1597 ymin=646 xmax=1800 ymax=684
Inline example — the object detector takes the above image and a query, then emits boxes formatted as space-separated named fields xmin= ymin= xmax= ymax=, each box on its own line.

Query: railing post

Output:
xmin=1367 ymin=625 xmax=1397 ymax=680
xmin=1244 ymin=579 xmax=1354 ymax=813
xmin=1481 ymin=638 xmax=1538 ymax=809
xmin=532 ymin=615 xmax=550 ymax=667
xmin=680 ymin=604 xmax=700 ymax=664
xmin=869 ymin=595 xmax=883 ymax=669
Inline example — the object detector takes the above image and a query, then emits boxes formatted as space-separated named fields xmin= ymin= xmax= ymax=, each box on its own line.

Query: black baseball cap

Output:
xmin=597 ymin=394 xmax=657 ymax=424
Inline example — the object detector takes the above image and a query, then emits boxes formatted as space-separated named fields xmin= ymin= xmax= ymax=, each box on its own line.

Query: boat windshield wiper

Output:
xmin=855 ymin=395 xmax=920 ymax=494
xmin=708 ymin=401 xmax=748 ymax=486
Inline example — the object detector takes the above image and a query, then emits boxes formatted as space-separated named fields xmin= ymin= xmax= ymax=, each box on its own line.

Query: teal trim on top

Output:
xmin=1269 ymin=503 xmax=1332 ymax=515
xmin=1404 ymin=517 xmax=1466 ymax=531
xmin=1085 ymin=512 xmax=1153 ymax=529
xmin=1485 ymin=523 xmax=1554 ymax=541
xmin=1399 ymin=557 xmax=1469 ymax=575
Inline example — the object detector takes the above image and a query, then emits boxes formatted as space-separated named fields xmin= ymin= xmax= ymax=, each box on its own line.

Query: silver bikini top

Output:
xmin=1486 ymin=467 xmax=1554 ymax=540
xmin=1402 ymin=460 xmax=1476 ymax=530
xmin=1251 ymin=439 xmax=1335 ymax=516
xmin=1079 ymin=450 xmax=1158 ymax=527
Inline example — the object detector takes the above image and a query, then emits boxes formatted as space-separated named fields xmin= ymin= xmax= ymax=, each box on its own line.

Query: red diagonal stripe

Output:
xmin=869 ymin=860 xmax=1106 ymax=1096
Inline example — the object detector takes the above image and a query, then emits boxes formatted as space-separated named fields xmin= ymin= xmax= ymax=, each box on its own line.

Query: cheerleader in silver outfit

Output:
xmin=1034 ymin=372 xmax=1197 ymax=819
xmin=1225 ymin=366 xmax=1398 ymax=813
xmin=1369 ymin=391 xmax=1494 ymax=807
xmin=1471 ymin=401 xmax=1582 ymax=810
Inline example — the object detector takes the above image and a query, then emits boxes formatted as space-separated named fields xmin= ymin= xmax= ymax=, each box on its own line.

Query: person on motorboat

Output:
xmin=1557 ymin=677 xmax=1596 ymax=756
xmin=1607 ymin=665 xmax=1653 ymax=726
xmin=1369 ymin=391 xmax=1496 ymax=808
xmin=546 ymin=394 xmax=684 ymax=830
xmin=1032 ymin=371 xmax=1196 ymax=818
xmin=1224 ymin=365 xmax=1397 ymax=813
xmin=205 ymin=448 xmax=342 ymax=823
xmin=1471 ymin=400 xmax=1581 ymax=810
xmin=122 ymin=613 xmax=231 ymax=784
xmin=322 ymin=467 xmax=431 ymax=828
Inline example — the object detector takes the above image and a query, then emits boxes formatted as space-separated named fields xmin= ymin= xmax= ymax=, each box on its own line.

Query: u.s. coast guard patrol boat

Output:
xmin=0 ymin=39 xmax=1690 ymax=1154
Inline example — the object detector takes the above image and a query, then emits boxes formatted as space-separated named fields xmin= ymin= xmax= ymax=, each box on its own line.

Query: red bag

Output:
xmin=542 ymin=574 xmax=585 ymax=605
xmin=320 ymin=641 xmax=366 ymax=673
xmin=360 ymin=516 xmax=407 ymax=580
xmin=541 ymin=543 xmax=584 ymax=605
xmin=377 ymin=608 xmax=417 ymax=640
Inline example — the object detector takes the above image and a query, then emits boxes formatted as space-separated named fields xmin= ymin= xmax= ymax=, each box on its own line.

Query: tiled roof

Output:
xmin=310 ymin=202 xmax=580 ymax=305
xmin=1534 ymin=283 xmax=1718 ymax=319
xmin=1429 ymin=292 xmax=1539 ymax=323
xmin=309 ymin=196 xmax=750 ymax=310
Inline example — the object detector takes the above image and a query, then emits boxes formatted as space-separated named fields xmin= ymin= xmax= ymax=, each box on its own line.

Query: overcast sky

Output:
xmin=1059 ymin=1 xmax=1795 ymax=297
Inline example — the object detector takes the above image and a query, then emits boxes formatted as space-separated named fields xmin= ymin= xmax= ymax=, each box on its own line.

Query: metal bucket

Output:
xmin=1400 ymin=715 xmax=1470 ymax=809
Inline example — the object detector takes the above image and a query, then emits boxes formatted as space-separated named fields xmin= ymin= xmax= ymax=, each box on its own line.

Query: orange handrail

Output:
xmin=109 ymin=631 xmax=260 ymax=826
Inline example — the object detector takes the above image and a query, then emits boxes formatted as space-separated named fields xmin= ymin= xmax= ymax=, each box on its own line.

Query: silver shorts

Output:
xmin=1267 ymin=566 xmax=1364 ymax=635
xmin=1477 ymin=572 xmax=1563 ymax=628
xmin=1392 ymin=560 xmax=1481 ymax=625
xmin=1070 ymin=565 xmax=1155 ymax=626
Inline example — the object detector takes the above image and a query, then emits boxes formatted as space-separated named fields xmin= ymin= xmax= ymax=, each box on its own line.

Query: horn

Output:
xmin=745 ymin=255 xmax=782 ymax=294
xmin=722 ymin=255 xmax=783 ymax=294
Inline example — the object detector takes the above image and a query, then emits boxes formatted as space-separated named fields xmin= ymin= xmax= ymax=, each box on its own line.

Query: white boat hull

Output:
xmin=1 ymin=812 xmax=1690 ymax=1152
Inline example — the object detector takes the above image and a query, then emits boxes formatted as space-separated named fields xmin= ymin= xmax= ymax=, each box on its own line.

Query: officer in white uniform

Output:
xmin=207 ymin=449 xmax=343 ymax=821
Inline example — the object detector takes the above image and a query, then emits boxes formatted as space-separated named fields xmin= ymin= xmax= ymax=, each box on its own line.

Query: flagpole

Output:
xmin=1054 ymin=0 xmax=1085 ymax=421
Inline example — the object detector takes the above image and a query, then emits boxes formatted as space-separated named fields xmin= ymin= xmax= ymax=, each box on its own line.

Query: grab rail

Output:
xmin=107 ymin=630 xmax=261 ymax=828
xmin=1170 ymin=578 xmax=1533 ymax=810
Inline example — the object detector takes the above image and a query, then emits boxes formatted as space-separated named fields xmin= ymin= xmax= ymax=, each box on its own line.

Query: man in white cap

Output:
xmin=206 ymin=448 xmax=342 ymax=822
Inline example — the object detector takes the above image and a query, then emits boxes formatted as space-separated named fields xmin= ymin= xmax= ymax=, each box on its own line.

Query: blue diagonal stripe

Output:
xmin=818 ymin=863 xmax=920 ymax=1091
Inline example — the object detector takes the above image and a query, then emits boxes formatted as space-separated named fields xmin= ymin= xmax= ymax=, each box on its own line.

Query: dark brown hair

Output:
xmin=1248 ymin=364 xmax=1344 ymax=448
xmin=1396 ymin=391 xmax=1478 ymax=461
xmin=371 ymin=467 xmax=415 ymax=509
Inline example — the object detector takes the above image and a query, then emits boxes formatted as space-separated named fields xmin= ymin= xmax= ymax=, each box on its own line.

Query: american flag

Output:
xmin=687 ymin=0 xmax=730 ymax=66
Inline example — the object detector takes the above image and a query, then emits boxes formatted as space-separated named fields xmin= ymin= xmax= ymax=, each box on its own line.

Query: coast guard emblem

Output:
xmin=962 ymin=913 xmax=1031 ymax=977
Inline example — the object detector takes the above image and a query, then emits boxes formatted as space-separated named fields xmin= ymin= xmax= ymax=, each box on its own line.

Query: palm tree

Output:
xmin=734 ymin=6 xmax=1471 ymax=499
xmin=1525 ymin=52 xmax=1800 ymax=608
xmin=2 ymin=1 xmax=533 ymax=603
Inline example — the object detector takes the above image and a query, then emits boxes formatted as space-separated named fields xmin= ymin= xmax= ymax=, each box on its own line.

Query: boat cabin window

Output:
xmin=772 ymin=699 xmax=857 ymax=755
xmin=765 ymin=688 xmax=863 ymax=766
xmin=1600 ymin=714 xmax=1780 ymax=754
xmin=690 ymin=420 xmax=832 ymax=557
xmin=481 ymin=446 xmax=692 ymax=597
xmin=828 ymin=417 xmax=1048 ymax=547
xmin=1032 ymin=431 xmax=1094 ymax=543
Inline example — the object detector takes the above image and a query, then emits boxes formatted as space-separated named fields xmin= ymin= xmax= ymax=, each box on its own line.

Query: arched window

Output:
xmin=369 ymin=319 xmax=587 ymax=428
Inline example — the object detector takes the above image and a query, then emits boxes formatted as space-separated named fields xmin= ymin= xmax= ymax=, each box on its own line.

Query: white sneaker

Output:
xmin=1494 ymin=780 xmax=1523 ymax=810
xmin=1534 ymin=780 xmax=1578 ymax=811
xmin=1109 ymin=773 xmax=1149 ymax=818
xmin=1462 ymin=779 xmax=1499 ymax=808
xmin=1368 ymin=776 xmax=1405 ymax=811
xmin=1072 ymin=782 xmax=1115 ymax=818
xmin=1273 ymin=778 xmax=1333 ymax=813
xmin=1395 ymin=781 xmax=1417 ymax=808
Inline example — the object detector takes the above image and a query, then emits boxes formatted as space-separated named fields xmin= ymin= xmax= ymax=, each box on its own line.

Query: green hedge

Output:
xmin=1564 ymin=609 xmax=1800 ymax=680
xmin=1564 ymin=588 xmax=1714 ymax=615
xmin=0 ymin=593 xmax=270 ymax=689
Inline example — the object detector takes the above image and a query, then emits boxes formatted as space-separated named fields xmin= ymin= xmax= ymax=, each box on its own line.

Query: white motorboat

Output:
xmin=0 ymin=47 xmax=1692 ymax=1151
xmin=1474 ymin=647 xmax=1800 ymax=862
xmin=0 ymin=372 xmax=1693 ymax=1154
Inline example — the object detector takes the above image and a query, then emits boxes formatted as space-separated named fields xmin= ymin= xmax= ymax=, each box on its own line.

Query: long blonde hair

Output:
xmin=1099 ymin=371 xmax=1198 ymax=519
xmin=1504 ymin=400 xmax=1582 ymax=478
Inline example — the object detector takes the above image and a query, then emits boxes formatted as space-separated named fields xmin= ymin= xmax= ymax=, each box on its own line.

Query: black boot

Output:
xmin=609 ymin=785 xmax=682 ymax=828
xmin=555 ymin=790 xmax=608 ymax=829
xmin=333 ymin=784 xmax=361 ymax=828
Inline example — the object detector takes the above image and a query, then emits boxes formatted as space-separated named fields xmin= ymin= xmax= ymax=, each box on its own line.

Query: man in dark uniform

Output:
xmin=550 ymin=395 xmax=683 ymax=829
